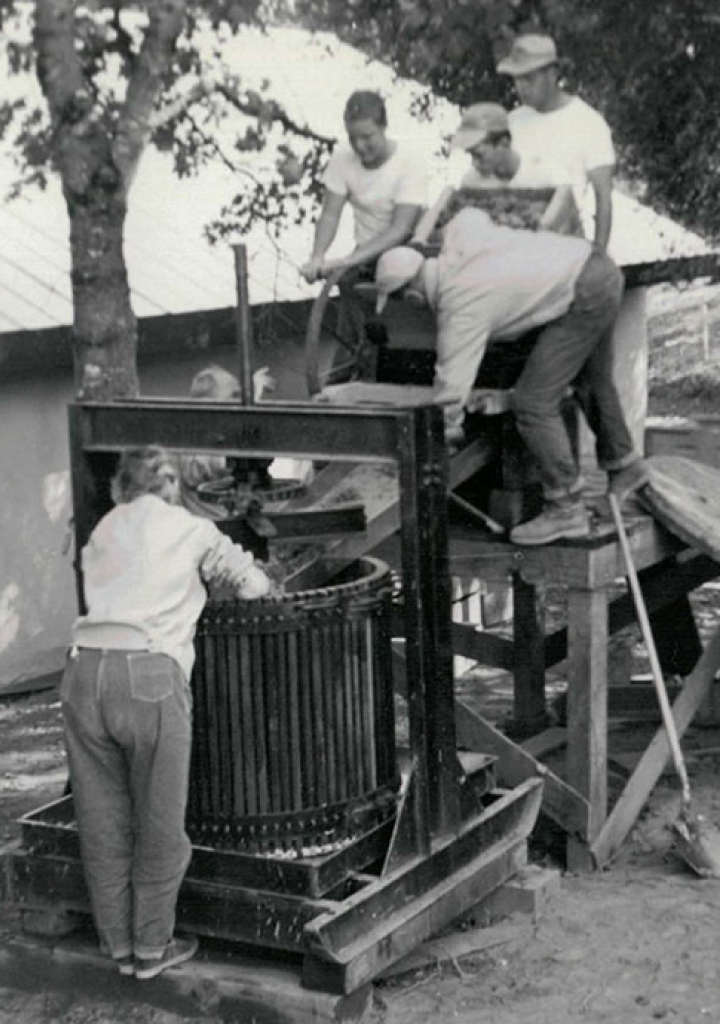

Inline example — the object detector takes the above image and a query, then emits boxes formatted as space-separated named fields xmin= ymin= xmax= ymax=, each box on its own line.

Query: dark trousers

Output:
xmin=510 ymin=248 xmax=636 ymax=500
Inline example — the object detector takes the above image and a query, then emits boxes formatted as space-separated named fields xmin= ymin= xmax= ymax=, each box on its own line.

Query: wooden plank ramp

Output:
xmin=281 ymin=434 xmax=494 ymax=591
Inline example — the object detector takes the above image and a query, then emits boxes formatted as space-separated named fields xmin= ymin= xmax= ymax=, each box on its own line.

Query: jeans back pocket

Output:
xmin=127 ymin=653 xmax=176 ymax=703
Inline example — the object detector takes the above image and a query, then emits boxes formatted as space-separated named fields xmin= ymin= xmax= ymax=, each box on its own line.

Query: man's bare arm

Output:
xmin=300 ymin=189 xmax=346 ymax=282
xmin=321 ymin=202 xmax=422 ymax=274
xmin=588 ymin=165 xmax=614 ymax=251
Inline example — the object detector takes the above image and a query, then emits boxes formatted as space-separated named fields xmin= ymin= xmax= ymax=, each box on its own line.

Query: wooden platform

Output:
xmin=0 ymin=917 xmax=370 ymax=1024
xmin=2 ymin=776 xmax=542 ymax=995
xmin=448 ymin=513 xmax=720 ymax=870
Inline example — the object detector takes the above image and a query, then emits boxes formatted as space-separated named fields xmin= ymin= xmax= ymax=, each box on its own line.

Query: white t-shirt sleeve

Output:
xmin=580 ymin=107 xmax=615 ymax=171
xmin=322 ymin=147 xmax=351 ymax=197
xmin=197 ymin=522 xmax=270 ymax=598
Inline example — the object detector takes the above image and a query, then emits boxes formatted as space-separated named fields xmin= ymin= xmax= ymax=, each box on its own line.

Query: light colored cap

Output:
xmin=375 ymin=247 xmax=424 ymax=314
xmin=190 ymin=365 xmax=239 ymax=400
xmin=496 ymin=34 xmax=558 ymax=76
xmin=450 ymin=103 xmax=509 ymax=151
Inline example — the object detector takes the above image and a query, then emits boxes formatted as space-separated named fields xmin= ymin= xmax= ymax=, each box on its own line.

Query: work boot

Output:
xmin=607 ymin=457 xmax=650 ymax=504
xmin=510 ymin=501 xmax=591 ymax=546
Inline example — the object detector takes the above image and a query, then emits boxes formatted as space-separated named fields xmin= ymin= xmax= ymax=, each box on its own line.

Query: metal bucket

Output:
xmin=187 ymin=557 xmax=398 ymax=855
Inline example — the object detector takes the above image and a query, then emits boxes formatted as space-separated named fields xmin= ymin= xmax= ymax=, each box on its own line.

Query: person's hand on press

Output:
xmin=466 ymin=389 xmax=512 ymax=415
xmin=299 ymin=257 xmax=325 ymax=283
xmin=252 ymin=367 xmax=276 ymax=402
xmin=300 ymin=256 xmax=351 ymax=282
xmin=317 ymin=257 xmax=351 ymax=277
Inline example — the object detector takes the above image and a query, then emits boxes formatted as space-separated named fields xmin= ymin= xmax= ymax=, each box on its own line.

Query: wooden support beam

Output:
xmin=269 ymin=503 xmax=366 ymax=540
xmin=510 ymin=573 xmax=547 ymax=735
xmin=591 ymin=625 xmax=720 ymax=868
xmin=541 ymin=552 xmax=716 ymax=669
xmin=450 ymin=624 xmax=515 ymax=670
xmin=454 ymin=700 xmax=590 ymax=839
xmin=4 ymin=849 xmax=337 ymax=952
xmin=565 ymin=588 xmax=608 ymax=870
xmin=303 ymin=840 xmax=528 ymax=994
xmin=302 ymin=780 xmax=541 ymax=992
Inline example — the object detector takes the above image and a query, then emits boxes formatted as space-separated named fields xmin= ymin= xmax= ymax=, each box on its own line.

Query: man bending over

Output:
xmin=374 ymin=208 xmax=648 ymax=546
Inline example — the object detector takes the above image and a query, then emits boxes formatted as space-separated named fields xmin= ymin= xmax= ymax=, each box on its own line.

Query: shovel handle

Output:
xmin=608 ymin=494 xmax=692 ymax=806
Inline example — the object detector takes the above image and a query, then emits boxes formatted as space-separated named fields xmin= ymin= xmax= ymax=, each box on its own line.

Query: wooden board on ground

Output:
xmin=640 ymin=455 xmax=720 ymax=563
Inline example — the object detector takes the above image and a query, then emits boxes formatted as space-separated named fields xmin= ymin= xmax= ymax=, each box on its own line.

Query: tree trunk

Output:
xmin=69 ymin=183 xmax=139 ymax=399
xmin=34 ymin=0 xmax=188 ymax=400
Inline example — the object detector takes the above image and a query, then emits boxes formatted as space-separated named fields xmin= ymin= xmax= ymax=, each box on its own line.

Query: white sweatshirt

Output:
xmin=72 ymin=494 xmax=269 ymax=678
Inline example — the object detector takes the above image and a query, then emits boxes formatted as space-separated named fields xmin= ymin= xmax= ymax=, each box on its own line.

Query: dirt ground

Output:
xmin=3 ymin=378 xmax=720 ymax=1023
xmin=4 ymin=668 xmax=720 ymax=1024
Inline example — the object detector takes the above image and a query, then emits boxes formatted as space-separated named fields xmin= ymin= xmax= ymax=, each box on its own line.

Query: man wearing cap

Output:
xmin=373 ymin=207 xmax=648 ymax=546
xmin=497 ymin=34 xmax=615 ymax=251
xmin=414 ymin=101 xmax=580 ymax=241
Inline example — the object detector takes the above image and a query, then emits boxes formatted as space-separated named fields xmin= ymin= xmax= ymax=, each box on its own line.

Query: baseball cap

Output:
xmin=375 ymin=247 xmax=425 ymax=314
xmin=496 ymin=34 xmax=558 ymax=76
xmin=450 ymin=103 xmax=509 ymax=152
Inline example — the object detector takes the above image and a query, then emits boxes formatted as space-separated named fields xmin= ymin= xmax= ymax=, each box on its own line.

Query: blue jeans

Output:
xmin=60 ymin=648 xmax=192 ymax=960
xmin=509 ymin=248 xmax=636 ymax=500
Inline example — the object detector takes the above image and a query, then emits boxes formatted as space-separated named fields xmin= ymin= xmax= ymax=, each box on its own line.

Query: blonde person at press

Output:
xmin=60 ymin=446 xmax=270 ymax=980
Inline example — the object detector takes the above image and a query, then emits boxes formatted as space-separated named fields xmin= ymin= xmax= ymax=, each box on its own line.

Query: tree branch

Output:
xmin=113 ymin=0 xmax=187 ymax=190
xmin=111 ymin=1 xmax=138 ymax=69
xmin=180 ymin=109 xmax=263 ymax=184
xmin=215 ymin=81 xmax=334 ymax=146
xmin=150 ymin=79 xmax=209 ymax=130
xmin=33 ymin=0 xmax=86 ymax=122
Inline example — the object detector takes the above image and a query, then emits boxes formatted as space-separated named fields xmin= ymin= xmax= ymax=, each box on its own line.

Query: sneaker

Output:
xmin=134 ymin=935 xmax=199 ymax=980
xmin=607 ymin=458 xmax=650 ymax=504
xmin=114 ymin=954 xmax=135 ymax=977
xmin=510 ymin=504 xmax=590 ymax=546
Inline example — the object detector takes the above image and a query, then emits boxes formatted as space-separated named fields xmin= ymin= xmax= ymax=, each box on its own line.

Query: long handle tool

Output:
xmin=609 ymin=492 xmax=720 ymax=877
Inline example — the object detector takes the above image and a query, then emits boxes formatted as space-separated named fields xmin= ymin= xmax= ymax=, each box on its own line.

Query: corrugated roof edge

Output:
xmin=0 ymin=297 xmax=313 ymax=382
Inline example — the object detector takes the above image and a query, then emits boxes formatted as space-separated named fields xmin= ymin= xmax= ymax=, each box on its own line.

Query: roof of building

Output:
xmin=0 ymin=25 xmax=711 ymax=334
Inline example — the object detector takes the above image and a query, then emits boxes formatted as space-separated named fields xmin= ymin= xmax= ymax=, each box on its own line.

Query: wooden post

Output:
xmin=566 ymin=587 xmax=608 ymax=870
xmin=397 ymin=415 xmax=432 ymax=855
xmin=233 ymin=243 xmax=254 ymax=405
xmin=416 ymin=405 xmax=462 ymax=835
xmin=509 ymin=573 xmax=547 ymax=738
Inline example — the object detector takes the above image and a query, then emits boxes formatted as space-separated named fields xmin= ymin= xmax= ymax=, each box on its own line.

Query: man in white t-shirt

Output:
xmin=497 ymin=35 xmax=615 ymax=250
xmin=449 ymin=102 xmax=580 ymax=235
xmin=412 ymin=102 xmax=580 ymax=246
xmin=300 ymin=91 xmax=427 ymax=283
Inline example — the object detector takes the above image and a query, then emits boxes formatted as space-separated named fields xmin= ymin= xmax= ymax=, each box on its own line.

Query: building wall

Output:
xmin=0 ymin=301 xmax=312 ymax=689
xmin=3 ymin=283 xmax=718 ymax=688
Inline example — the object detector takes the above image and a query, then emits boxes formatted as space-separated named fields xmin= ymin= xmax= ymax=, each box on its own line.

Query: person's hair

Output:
xmin=343 ymin=90 xmax=387 ymax=129
xmin=111 ymin=446 xmax=177 ymax=505
xmin=190 ymin=365 xmax=239 ymax=400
